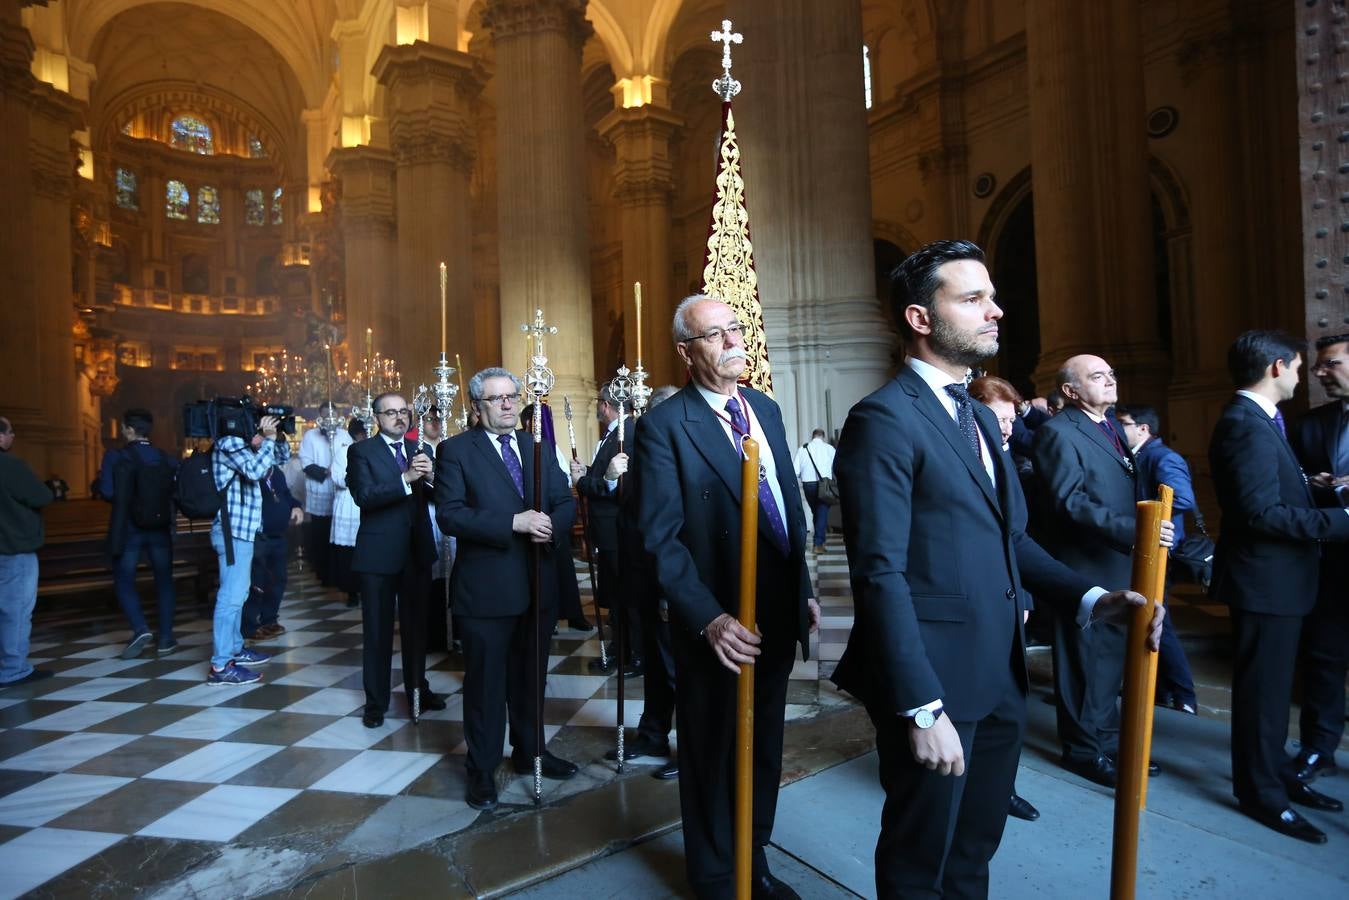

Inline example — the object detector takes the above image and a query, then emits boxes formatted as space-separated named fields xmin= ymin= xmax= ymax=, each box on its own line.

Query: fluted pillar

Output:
xmin=598 ymin=101 xmax=683 ymax=387
xmin=727 ymin=0 xmax=892 ymax=445
xmin=1026 ymin=0 xmax=1168 ymax=404
xmin=482 ymin=0 xmax=596 ymax=454
xmin=374 ymin=41 xmax=485 ymax=384
xmin=326 ymin=146 xmax=398 ymax=359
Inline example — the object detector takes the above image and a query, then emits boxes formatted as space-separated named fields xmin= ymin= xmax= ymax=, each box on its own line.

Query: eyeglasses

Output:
xmin=679 ymin=322 xmax=745 ymax=345
xmin=479 ymin=393 xmax=520 ymax=406
xmin=376 ymin=408 xmax=410 ymax=418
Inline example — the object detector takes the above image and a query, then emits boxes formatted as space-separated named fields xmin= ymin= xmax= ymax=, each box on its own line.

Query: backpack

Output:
xmin=126 ymin=449 xmax=175 ymax=530
xmin=174 ymin=447 xmax=224 ymax=520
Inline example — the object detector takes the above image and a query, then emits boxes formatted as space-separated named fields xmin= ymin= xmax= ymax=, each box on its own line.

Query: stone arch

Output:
xmin=977 ymin=167 xmax=1039 ymax=394
xmin=586 ymin=0 xmax=635 ymax=75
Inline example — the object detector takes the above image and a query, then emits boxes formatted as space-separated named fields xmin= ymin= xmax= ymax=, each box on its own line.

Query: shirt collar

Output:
xmin=381 ymin=433 xmax=404 ymax=449
xmin=906 ymin=356 xmax=967 ymax=398
xmin=694 ymin=381 xmax=739 ymax=412
xmin=1236 ymin=389 xmax=1279 ymax=420
xmin=603 ymin=416 xmax=619 ymax=436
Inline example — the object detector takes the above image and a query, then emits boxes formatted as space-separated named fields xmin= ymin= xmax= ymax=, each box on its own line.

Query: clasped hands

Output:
xmin=512 ymin=510 xmax=553 ymax=543
xmin=401 ymin=452 xmax=433 ymax=484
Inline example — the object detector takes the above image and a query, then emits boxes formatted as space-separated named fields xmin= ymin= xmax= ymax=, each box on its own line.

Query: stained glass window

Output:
xmin=166 ymin=179 xmax=189 ymax=220
xmin=170 ymin=115 xmax=214 ymax=155
xmin=248 ymin=136 xmax=267 ymax=158
xmin=245 ymin=188 xmax=265 ymax=226
xmin=115 ymin=167 xmax=138 ymax=210
xmin=197 ymin=185 xmax=220 ymax=224
xmin=271 ymin=186 xmax=283 ymax=225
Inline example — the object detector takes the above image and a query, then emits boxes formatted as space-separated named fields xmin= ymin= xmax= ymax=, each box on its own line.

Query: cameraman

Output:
xmin=208 ymin=414 xmax=289 ymax=686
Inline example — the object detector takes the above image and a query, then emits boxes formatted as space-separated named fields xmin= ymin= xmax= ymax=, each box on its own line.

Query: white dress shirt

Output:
xmin=795 ymin=437 xmax=836 ymax=483
xmin=693 ymin=383 xmax=789 ymax=533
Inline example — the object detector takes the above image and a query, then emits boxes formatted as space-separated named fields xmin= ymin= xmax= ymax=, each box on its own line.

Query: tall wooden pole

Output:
xmin=1110 ymin=496 xmax=1169 ymax=899
xmin=1138 ymin=484 xmax=1174 ymax=810
xmin=734 ymin=437 xmax=760 ymax=900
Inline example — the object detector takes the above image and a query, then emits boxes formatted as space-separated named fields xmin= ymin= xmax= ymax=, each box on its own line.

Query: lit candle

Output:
xmin=439 ymin=262 xmax=448 ymax=355
xmin=365 ymin=328 xmax=373 ymax=383
xmin=634 ymin=281 xmax=642 ymax=365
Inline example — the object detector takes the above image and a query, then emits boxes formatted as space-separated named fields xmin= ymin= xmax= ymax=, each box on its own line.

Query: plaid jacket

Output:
xmin=213 ymin=436 xmax=290 ymax=541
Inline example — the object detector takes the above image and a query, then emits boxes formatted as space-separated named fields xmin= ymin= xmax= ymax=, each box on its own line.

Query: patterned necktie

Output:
xmin=498 ymin=433 xmax=524 ymax=498
xmin=392 ymin=440 xmax=407 ymax=472
xmin=1097 ymin=418 xmax=1126 ymax=458
xmin=1273 ymin=408 xmax=1287 ymax=439
xmin=943 ymin=383 xmax=982 ymax=462
xmin=725 ymin=396 xmax=791 ymax=557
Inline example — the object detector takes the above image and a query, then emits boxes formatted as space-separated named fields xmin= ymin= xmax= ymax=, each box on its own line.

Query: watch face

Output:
xmin=915 ymin=708 xmax=935 ymax=729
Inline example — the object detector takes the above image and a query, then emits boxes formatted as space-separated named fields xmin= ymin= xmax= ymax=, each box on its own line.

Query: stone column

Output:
xmin=326 ymin=146 xmax=398 ymax=359
xmin=727 ymin=0 xmax=892 ymax=445
xmin=482 ymin=0 xmax=596 ymax=453
xmin=1025 ymin=0 xmax=1168 ymax=404
xmin=598 ymin=101 xmax=683 ymax=387
xmin=374 ymin=41 xmax=485 ymax=383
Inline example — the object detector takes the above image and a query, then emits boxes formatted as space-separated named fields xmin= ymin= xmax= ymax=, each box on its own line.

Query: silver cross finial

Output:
xmin=710 ymin=19 xmax=743 ymax=101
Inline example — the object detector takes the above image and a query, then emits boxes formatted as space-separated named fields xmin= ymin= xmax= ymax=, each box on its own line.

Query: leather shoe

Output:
xmin=0 ymin=669 xmax=54 ymax=689
xmin=1239 ymin=804 xmax=1327 ymax=844
xmin=466 ymin=770 xmax=498 ymax=811
xmin=361 ymin=708 xmax=384 ymax=728
xmin=1286 ymin=782 xmax=1344 ymax=812
xmin=605 ymin=732 xmax=670 ymax=761
xmin=652 ymin=761 xmax=679 ymax=780
xmin=1106 ymin=753 xmax=1159 ymax=777
xmin=1008 ymin=793 xmax=1040 ymax=821
xmin=751 ymin=872 xmax=800 ymax=900
xmin=512 ymin=750 xmax=579 ymax=780
xmin=419 ymin=690 xmax=447 ymax=712
xmin=1291 ymin=749 xmax=1339 ymax=784
xmin=1062 ymin=754 xmax=1117 ymax=789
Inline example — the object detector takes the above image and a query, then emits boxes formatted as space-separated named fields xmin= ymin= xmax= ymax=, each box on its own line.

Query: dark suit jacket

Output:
xmin=1030 ymin=406 xmax=1140 ymax=589
xmin=347 ymin=435 xmax=437 ymax=576
xmin=1292 ymin=401 xmax=1349 ymax=506
xmin=1133 ymin=437 xmax=1196 ymax=543
xmin=434 ymin=427 xmax=576 ymax=618
xmin=634 ymin=383 xmax=811 ymax=653
xmin=575 ymin=417 xmax=632 ymax=551
xmin=832 ymin=366 xmax=1093 ymax=721
xmin=1209 ymin=395 xmax=1349 ymax=615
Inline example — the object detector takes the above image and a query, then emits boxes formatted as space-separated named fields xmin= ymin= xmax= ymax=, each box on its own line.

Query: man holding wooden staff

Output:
xmin=635 ymin=295 xmax=819 ymax=900
xmin=832 ymin=240 xmax=1166 ymax=899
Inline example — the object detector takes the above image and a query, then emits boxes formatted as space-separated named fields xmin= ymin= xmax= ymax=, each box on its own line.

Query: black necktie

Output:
xmin=943 ymin=384 xmax=982 ymax=462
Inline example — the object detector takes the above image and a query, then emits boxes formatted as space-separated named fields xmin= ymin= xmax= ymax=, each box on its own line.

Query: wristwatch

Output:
xmin=912 ymin=705 xmax=945 ymax=729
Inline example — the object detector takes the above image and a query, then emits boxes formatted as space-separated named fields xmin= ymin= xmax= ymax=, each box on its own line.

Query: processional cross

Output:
xmin=711 ymin=19 xmax=743 ymax=101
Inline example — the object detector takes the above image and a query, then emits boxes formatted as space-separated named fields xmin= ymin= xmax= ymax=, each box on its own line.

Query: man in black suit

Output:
xmin=347 ymin=392 xmax=444 ymax=729
xmin=1031 ymin=355 xmax=1173 ymax=787
xmin=1212 ymin=330 xmax=1349 ymax=844
xmin=1289 ymin=333 xmax=1349 ymax=784
xmin=635 ymin=296 xmax=819 ymax=900
xmin=570 ymin=381 xmax=637 ymax=674
xmin=435 ymin=367 xmax=578 ymax=811
xmin=833 ymin=240 xmax=1163 ymax=898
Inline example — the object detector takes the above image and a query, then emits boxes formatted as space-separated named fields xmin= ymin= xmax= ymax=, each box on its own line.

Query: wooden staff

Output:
xmin=1138 ymin=483 xmax=1173 ymax=810
xmin=734 ymin=437 xmax=760 ymax=900
xmin=563 ymin=398 xmax=609 ymax=671
xmin=1109 ymin=494 xmax=1171 ymax=900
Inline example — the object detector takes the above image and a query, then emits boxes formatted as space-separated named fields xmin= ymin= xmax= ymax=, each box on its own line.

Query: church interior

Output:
xmin=0 ymin=0 xmax=1346 ymax=896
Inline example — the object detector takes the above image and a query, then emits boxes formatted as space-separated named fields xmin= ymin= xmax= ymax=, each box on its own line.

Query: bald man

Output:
xmin=1030 ymin=355 xmax=1173 ymax=788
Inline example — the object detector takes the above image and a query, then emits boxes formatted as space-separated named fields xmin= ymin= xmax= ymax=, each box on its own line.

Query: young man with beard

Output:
xmin=832 ymin=240 xmax=1164 ymax=897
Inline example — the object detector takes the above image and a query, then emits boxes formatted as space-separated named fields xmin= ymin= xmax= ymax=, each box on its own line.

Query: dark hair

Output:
xmin=347 ymin=418 xmax=366 ymax=439
xmin=372 ymin=391 xmax=404 ymax=414
xmin=1314 ymin=332 xmax=1349 ymax=351
xmin=968 ymin=375 xmax=1023 ymax=406
xmin=1227 ymin=330 xmax=1302 ymax=388
xmin=1116 ymin=403 xmax=1159 ymax=435
xmin=0 ymin=416 xmax=9 ymax=435
xmin=1047 ymin=391 xmax=1066 ymax=412
xmin=889 ymin=239 xmax=986 ymax=341
xmin=123 ymin=408 xmax=153 ymax=436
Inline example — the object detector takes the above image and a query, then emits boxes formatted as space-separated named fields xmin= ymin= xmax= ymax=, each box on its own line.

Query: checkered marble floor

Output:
xmin=0 ymin=538 xmax=850 ymax=897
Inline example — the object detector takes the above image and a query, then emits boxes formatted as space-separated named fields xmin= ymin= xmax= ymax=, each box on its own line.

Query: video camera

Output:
xmin=183 ymin=396 xmax=296 ymax=440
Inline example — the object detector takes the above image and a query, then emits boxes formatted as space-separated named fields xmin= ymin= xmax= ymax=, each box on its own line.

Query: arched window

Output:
xmin=166 ymin=179 xmax=190 ymax=220
xmin=245 ymin=189 xmax=265 ymax=226
xmin=197 ymin=185 xmax=220 ymax=224
xmin=115 ymin=167 xmax=138 ymax=210
xmin=863 ymin=45 xmax=873 ymax=110
xmin=170 ymin=115 xmax=214 ymax=155
xmin=248 ymin=136 xmax=267 ymax=159
xmin=271 ymin=186 xmax=283 ymax=225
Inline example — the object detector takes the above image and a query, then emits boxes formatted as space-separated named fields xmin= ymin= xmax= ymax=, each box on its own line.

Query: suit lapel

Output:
xmin=744 ymin=389 xmax=802 ymax=550
xmin=679 ymin=386 xmax=744 ymax=503
xmin=372 ymin=434 xmax=402 ymax=480
xmin=1235 ymin=396 xmax=1312 ymax=501
xmin=971 ymin=400 xmax=1013 ymax=525
xmin=900 ymin=367 xmax=1002 ymax=518
xmin=471 ymin=428 xmax=523 ymax=497
xmin=1065 ymin=407 xmax=1130 ymax=467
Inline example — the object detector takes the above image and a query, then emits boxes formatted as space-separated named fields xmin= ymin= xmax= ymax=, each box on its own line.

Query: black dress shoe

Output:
xmin=466 ymin=770 xmax=498 ymax=810
xmin=1008 ymin=793 xmax=1040 ymax=821
xmin=362 ymin=708 xmax=384 ymax=728
xmin=1239 ymin=804 xmax=1327 ymax=844
xmin=1292 ymin=749 xmax=1339 ymax=784
xmin=1286 ymin=782 xmax=1344 ymax=812
xmin=512 ymin=750 xmax=579 ymax=780
xmin=419 ymin=690 xmax=447 ymax=712
xmin=751 ymin=872 xmax=801 ymax=900
xmin=652 ymin=761 xmax=679 ymax=780
xmin=0 ymin=669 xmax=54 ymax=689
xmin=1062 ymin=754 xmax=1117 ymax=789
xmin=567 ymin=617 xmax=594 ymax=631
xmin=621 ymin=658 xmax=645 ymax=678
xmin=605 ymin=732 xmax=670 ymax=761
xmin=1106 ymin=752 xmax=1160 ymax=777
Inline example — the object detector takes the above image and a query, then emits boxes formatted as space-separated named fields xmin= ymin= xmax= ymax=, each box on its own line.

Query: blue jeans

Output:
xmin=0 ymin=553 xmax=38 ymax=683
xmin=243 ymin=532 xmax=288 ymax=637
xmin=803 ymin=482 xmax=829 ymax=547
xmin=114 ymin=526 xmax=176 ymax=645
xmin=210 ymin=522 xmax=256 ymax=670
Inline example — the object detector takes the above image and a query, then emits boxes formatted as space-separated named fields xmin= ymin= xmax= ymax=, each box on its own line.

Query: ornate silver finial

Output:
xmin=520 ymin=309 xmax=558 ymax=437
xmin=711 ymin=19 xmax=742 ymax=101
xmin=413 ymin=384 xmax=432 ymax=454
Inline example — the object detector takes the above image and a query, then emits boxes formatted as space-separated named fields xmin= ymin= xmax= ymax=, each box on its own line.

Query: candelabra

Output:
xmin=431 ymin=354 xmax=460 ymax=435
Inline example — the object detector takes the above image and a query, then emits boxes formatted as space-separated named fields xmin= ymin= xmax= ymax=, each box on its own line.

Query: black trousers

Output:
xmin=427 ymin=577 xmax=451 ymax=652
xmin=1231 ymin=608 xmax=1303 ymax=812
xmin=1298 ymin=570 xmax=1349 ymax=756
xmin=305 ymin=516 xmax=333 ymax=584
xmin=332 ymin=545 xmax=358 ymax=595
xmin=637 ymin=593 xmax=677 ymax=743
xmin=358 ymin=565 xmax=430 ymax=715
xmin=554 ymin=548 xmax=586 ymax=622
xmin=670 ymin=620 xmax=795 ymax=899
xmin=598 ymin=548 xmax=643 ymax=662
xmin=1052 ymin=611 xmax=1125 ymax=761
xmin=869 ymin=672 xmax=1025 ymax=899
xmin=457 ymin=603 xmax=557 ymax=777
